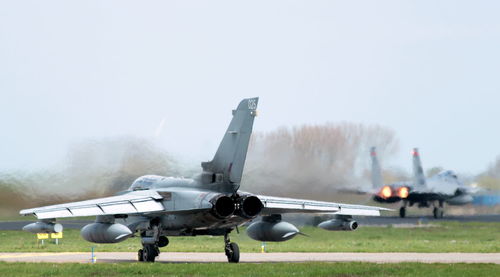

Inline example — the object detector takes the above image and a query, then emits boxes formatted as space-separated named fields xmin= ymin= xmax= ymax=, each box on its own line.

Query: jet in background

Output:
xmin=370 ymin=147 xmax=412 ymax=204
xmin=371 ymin=147 xmax=474 ymax=218
xmin=20 ymin=98 xmax=388 ymax=263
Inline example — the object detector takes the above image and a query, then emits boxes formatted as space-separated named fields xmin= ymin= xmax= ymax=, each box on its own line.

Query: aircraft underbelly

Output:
xmin=158 ymin=212 xmax=247 ymax=231
xmin=407 ymin=192 xmax=443 ymax=202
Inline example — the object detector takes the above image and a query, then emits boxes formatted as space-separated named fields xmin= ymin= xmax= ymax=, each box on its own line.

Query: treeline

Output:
xmin=242 ymin=123 xmax=399 ymax=200
xmin=3 ymin=122 xmax=498 ymax=216
xmin=0 ymin=123 xmax=400 ymax=214
xmin=477 ymin=157 xmax=500 ymax=190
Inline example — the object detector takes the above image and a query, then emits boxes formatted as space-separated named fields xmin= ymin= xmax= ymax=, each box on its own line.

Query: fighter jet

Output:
xmin=20 ymin=98 xmax=388 ymax=263
xmin=370 ymin=147 xmax=474 ymax=218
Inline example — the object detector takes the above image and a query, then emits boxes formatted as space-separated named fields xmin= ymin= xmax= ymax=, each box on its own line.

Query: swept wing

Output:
xmin=258 ymin=195 xmax=390 ymax=216
xmin=20 ymin=190 xmax=165 ymax=219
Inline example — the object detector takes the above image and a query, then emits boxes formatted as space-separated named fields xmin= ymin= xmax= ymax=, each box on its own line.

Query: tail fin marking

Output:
xmin=201 ymin=98 xmax=258 ymax=192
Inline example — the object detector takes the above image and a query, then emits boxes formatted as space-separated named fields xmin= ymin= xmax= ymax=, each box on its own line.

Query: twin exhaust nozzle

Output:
xmin=211 ymin=194 xmax=263 ymax=219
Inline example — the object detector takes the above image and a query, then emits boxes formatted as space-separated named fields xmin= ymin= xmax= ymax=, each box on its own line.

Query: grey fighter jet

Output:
xmin=21 ymin=98 xmax=388 ymax=263
xmin=370 ymin=147 xmax=474 ymax=218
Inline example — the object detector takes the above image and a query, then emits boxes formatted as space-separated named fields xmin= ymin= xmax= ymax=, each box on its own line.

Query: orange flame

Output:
xmin=380 ymin=185 xmax=392 ymax=199
xmin=397 ymin=187 xmax=409 ymax=199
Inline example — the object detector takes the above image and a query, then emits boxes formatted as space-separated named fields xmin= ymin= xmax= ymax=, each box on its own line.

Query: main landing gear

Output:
xmin=138 ymin=244 xmax=159 ymax=262
xmin=138 ymin=220 xmax=169 ymax=263
xmin=399 ymin=200 xmax=408 ymax=218
xmin=433 ymin=201 xmax=444 ymax=219
xmin=137 ymin=235 xmax=169 ymax=262
xmin=224 ymin=232 xmax=240 ymax=263
xmin=399 ymin=207 xmax=406 ymax=218
xmin=399 ymin=200 xmax=445 ymax=219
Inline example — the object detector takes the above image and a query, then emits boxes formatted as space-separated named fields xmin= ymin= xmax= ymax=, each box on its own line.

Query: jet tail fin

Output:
xmin=201 ymin=97 xmax=258 ymax=192
xmin=412 ymin=148 xmax=426 ymax=186
xmin=370 ymin=147 xmax=383 ymax=189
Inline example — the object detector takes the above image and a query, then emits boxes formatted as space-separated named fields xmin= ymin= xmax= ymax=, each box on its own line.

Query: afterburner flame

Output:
xmin=397 ymin=187 xmax=409 ymax=199
xmin=380 ymin=186 xmax=392 ymax=199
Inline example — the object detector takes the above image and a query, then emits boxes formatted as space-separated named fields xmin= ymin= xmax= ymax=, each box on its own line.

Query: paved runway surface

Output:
xmin=1 ymin=214 xmax=498 ymax=230
xmin=0 ymin=220 xmax=89 ymax=230
xmin=0 ymin=252 xmax=498 ymax=264
xmin=355 ymin=214 xmax=500 ymax=225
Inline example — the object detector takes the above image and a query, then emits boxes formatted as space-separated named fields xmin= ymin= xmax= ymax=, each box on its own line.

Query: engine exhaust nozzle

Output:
xmin=210 ymin=195 xmax=236 ymax=219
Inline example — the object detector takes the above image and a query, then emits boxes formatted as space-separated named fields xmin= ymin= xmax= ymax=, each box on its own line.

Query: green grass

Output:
xmin=0 ymin=262 xmax=498 ymax=277
xmin=0 ymin=222 xmax=498 ymax=253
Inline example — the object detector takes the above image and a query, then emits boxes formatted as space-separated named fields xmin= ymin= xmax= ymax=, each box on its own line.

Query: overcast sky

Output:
xmin=1 ymin=1 xmax=499 ymax=175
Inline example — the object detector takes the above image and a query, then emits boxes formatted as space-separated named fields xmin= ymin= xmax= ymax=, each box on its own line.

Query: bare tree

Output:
xmin=477 ymin=156 xmax=500 ymax=190
xmin=243 ymin=122 xmax=399 ymax=200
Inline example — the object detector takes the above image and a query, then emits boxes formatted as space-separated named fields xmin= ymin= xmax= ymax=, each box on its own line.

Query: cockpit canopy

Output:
xmin=129 ymin=176 xmax=158 ymax=191
xmin=437 ymin=170 xmax=458 ymax=179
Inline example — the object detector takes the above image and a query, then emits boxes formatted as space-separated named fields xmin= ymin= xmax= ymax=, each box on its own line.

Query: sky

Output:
xmin=1 ymin=1 xmax=499 ymax=175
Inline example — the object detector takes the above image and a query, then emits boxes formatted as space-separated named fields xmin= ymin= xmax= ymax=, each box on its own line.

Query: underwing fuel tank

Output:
xmin=318 ymin=218 xmax=358 ymax=231
xmin=246 ymin=215 xmax=300 ymax=242
xmin=23 ymin=222 xmax=63 ymax=233
xmin=81 ymin=223 xmax=133 ymax=243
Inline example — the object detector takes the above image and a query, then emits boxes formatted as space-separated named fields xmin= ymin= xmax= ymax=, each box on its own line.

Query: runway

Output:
xmin=0 ymin=220 xmax=90 ymax=231
xmin=355 ymin=214 xmax=500 ymax=225
xmin=0 ymin=252 xmax=498 ymax=264
xmin=1 ymin=214 xmax=498 ymax=230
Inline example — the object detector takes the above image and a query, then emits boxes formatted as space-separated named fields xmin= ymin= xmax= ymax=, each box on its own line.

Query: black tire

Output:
xmin=143 ymin=245 xmax=157 ymax=262
xmin=138 ymin=249 xmax=144 ymax=262
xmin=158 ymin=236 xmax=169 ymax=248
xmin=226 ymin=242 xmax=240 ymax=263
xmin=399 ymin=207 xmax=406 ymax=218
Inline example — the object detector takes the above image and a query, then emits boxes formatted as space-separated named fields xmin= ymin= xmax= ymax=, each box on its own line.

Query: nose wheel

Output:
xmin=224 ymin=232 xmax=240 ymax=263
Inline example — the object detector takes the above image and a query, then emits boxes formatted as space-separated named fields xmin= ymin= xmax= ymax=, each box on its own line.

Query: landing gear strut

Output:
xmin=399 ymin=207 xmax=406 ymax=218
xmin=224 ymin=232 xmax=240 ymax=263
xmin=399 ymin=201 xmax=407 ymax=218
xmin=138 ymin=219 xmax=167 ymax=263
xmin=433 ymin=201 xmax=444 ymax=219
